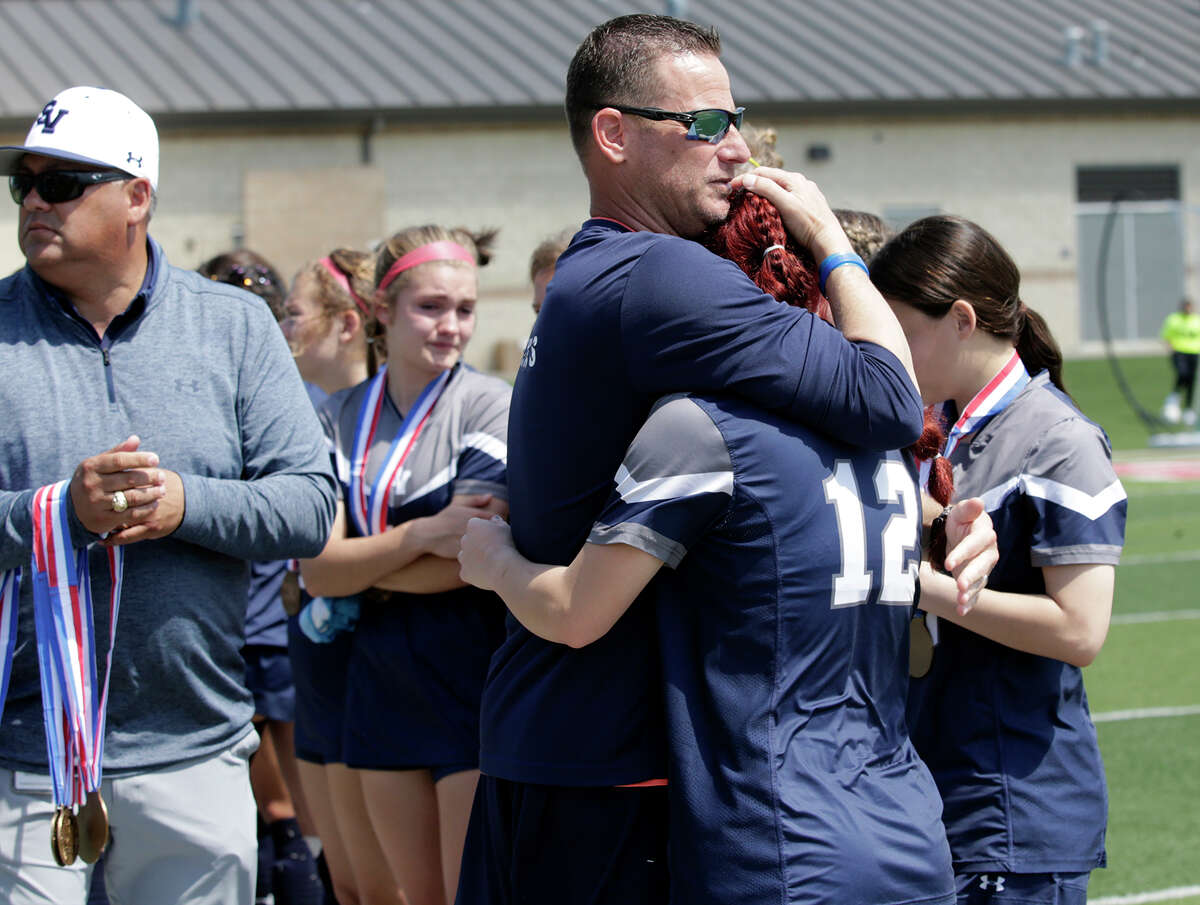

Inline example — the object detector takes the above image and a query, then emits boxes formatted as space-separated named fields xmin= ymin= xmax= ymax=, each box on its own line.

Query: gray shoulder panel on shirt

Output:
xmin=954 ymin=374 xmax=1121 ymax=505
xmin=624 ymin=394 xmax=733 ymax=484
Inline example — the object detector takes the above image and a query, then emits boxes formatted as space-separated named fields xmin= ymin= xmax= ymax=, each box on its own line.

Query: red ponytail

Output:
xmin=708 ymin=192 xmax=826 ymax=320
xmin=710 ymin=192 xmax=952 ymax=502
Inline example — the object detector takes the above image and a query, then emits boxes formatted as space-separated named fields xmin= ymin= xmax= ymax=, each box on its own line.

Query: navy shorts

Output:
xmin=455 ymin=776 xmax=668 ymax=905
xmin=956 ymin=872 xmax=1090 ymax=905
xmin=288 ymin=614 xmax=353 ymax=765
xmin=342 ymin=591 xmax=502 ymax=772
xmin=244 ymin=644 xmax=295 ymax=723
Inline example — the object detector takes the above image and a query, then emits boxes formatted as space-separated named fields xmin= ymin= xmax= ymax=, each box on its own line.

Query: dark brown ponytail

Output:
xmin=871 ymin=215 xmax=1067 ymax=394
xmin=1015 ymin=303 xmax=1066 ymax=394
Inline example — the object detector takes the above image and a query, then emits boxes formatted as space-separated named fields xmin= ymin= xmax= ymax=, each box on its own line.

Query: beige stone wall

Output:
xmin=2 ymin=110 xmax=1195 ymax=372
xmin=761 ymin=111 xmax=1200 ymax=356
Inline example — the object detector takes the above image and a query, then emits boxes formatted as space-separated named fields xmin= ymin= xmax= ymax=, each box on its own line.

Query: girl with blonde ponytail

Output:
xmin=299 ymin=225 xmax=510 ymax=905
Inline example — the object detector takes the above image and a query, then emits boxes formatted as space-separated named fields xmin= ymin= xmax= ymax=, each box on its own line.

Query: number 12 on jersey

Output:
xmin=822 ymin=455 xmax=920 ymax=609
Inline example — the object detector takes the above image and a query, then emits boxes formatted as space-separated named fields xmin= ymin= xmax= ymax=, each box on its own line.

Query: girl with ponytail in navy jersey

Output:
xmin=459 ymin=192 xmax=999 ymax=905
xmin=870 ymin=215 xmax=1127 ymax=905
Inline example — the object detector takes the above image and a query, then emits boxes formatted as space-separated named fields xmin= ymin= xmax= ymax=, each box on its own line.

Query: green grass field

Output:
xmin=1060 ymin=355 xmax=1200 ymax=903
xmin=1067 ymin=354 xmax=1190 ymax=451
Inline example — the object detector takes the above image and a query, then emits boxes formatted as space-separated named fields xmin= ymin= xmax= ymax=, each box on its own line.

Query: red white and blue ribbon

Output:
xmin=0 ymin=567 xmax=19 ymax=725
xmin=83 ymin=545 xmax=122 ymax=791
xmin=347 ymin=366 xmax=452 ymax=537
xmin=30 ymin=481 xmax=123 ymax=806
xmin=919 ymin=349 xmax=1030 ymax=490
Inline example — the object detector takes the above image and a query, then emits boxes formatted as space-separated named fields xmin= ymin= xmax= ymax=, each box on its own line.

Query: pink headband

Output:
xmin=318 ymin=257 xmax=370 ymax=317
xmin=377 ymin=241 xmax=476 ymax=293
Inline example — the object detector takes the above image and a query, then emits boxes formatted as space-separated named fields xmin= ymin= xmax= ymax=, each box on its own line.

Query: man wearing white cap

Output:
xmin=0 ymin=87 xmax=336 ymax=904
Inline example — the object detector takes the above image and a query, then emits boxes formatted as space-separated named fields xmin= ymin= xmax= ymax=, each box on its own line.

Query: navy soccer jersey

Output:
xmin=320 ymin=363 xmax=509 ymax=769
xmin=481 ymin=217 xmax=925 ymax=786
xmin=908 ymin=371 xmax=1127 ymax=874
xmin=586 ymin=394 xmax=953 ymax=905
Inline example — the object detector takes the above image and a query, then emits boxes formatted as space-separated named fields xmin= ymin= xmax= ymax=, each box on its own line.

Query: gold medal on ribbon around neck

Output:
xmin=51 ymin=806 xmax=79 ymax=867
xmin=909 ymin=615 xmax=935 ymax=679
xmin=280 ymin=570 xmax=302 ymax=617
xmin=78 ymin=790 xmax=110 ymax=864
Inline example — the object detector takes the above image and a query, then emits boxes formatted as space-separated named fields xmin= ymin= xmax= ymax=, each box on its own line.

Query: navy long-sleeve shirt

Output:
xmin=479 ymin=219 xmax=923 ymax=786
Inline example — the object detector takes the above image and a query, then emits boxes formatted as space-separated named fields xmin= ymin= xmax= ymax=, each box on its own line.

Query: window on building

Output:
xmin=1076 ymin=165 xmax=1184 ymax=342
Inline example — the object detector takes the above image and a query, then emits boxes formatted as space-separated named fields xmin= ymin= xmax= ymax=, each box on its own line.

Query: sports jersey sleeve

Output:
xmin=619 ymin=239 xmax=923 ymax=451
xmin=1019 ymin=416 xmax=1127 ymax=566
xmin=587 ymin=395 xmax=733 ymax=568
xmin=453 ymin=376 xmax=510 ymax=500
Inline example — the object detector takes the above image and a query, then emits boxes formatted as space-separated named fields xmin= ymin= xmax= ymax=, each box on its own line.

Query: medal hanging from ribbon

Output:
xmin=347 ymin=366 xmax=453 ymax=538
xmin=0 ymin=567 xmax=19 ymax=725
xmin=31 ymin=481 xmax=123 ymax=866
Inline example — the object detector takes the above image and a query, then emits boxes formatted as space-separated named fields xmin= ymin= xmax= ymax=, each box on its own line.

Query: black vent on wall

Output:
xmin=1077 ymin=166 xmax=1180 ymax=202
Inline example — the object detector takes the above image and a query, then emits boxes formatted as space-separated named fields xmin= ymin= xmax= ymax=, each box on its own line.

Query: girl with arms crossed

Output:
xmin=301 ymin=227 xmax=509 ymax=905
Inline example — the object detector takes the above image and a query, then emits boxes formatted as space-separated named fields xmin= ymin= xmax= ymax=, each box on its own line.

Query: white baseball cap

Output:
xmin=0 ymin=86 xmax=158 ymax=189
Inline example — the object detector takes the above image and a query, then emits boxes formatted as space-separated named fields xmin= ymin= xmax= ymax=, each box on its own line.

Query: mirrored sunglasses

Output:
xmin=9 ymin=170 xmax=131 ymax=205
xmin=228 ymin=263 xmax=281 ymax=290
xmin=599 ymin=104 xmax=745 ymax=144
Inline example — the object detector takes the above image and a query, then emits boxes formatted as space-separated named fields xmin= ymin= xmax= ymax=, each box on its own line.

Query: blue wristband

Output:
xmin=818 ymin=251 xmax=869 ymax=296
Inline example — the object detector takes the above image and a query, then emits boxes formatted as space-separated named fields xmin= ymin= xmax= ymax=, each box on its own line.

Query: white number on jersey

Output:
xmin=822 ymin=453 xmax=919 ymax=608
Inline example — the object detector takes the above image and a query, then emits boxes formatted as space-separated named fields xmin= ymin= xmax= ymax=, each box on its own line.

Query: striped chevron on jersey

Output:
xmin=980 ymin=475 xmax=1127 ymax=520
xmin=461 ymin=431 xmax=508 ymax=465
xmin=613 ymin=464 xmax=733 ymax=504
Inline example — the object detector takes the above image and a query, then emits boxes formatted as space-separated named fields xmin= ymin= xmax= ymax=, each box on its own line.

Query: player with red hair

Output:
xmin=712 ymin=189 xmax=956 ymax=514
xmin=460 ymin=185 xmax=996 ymax=903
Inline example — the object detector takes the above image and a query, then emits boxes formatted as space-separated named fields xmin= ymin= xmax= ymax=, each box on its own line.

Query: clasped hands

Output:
xmin=68 ymin=435 xmax=185 ymax=545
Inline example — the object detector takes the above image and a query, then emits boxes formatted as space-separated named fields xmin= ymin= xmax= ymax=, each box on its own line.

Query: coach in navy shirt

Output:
xmin=459 ymin=15 xmax=925 ymax=905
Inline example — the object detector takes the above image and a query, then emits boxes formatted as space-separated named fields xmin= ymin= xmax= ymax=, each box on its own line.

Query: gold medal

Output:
xmin=50 ymin=806 xmax=79 ymax=867
xmin=280 ymin=570 xmax=302 ymax=617
xmin=909 ymin=615 xmax=934 ymax=679
xmin=77 ymin=790 xmax=110 ymax=864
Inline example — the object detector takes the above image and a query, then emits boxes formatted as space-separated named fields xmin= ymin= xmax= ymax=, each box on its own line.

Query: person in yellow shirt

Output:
xmin=1161 ymin=298 xmax=1200 ymax=425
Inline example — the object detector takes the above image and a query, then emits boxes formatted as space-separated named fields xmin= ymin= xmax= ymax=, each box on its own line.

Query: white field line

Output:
xmin=1090 ymin=885 xmax=1200 ymax=904
xmin=1092 ymin=704 xmax=1200 ymax=723
xmin=1110 ymin=609 xmax=1200 ymax=625
xmin=1121 ymin=550 xmax=1200 ymax=566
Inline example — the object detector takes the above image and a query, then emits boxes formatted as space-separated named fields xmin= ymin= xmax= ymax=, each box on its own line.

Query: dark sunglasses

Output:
xmin=9 ymin=170 xmax=131 ymax=205
xmin=598 ymin=104 xmax=745 ymax=144
xmin=227 ymin=263 xmax=281 ymax=290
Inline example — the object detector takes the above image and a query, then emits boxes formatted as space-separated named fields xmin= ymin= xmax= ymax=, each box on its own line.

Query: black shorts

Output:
xmin=288 ymin=614 xmax=353 ymax=764
xmin=244 ymin=643 xmax=295 ymax=723
xmin=455 ymin=776 xmax=668 ymax=905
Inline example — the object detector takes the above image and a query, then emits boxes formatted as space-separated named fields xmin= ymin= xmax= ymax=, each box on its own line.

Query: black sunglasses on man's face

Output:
xmin=9 ymin=169 xmax=131 ymax=205
xmin=596 ymin=104 xmax=746 ymax=144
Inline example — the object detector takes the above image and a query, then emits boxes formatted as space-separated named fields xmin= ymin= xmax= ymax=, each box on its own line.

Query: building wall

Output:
xmin=2 ymin=109 xmax=1195 ymax=375
xmin=773 ymin=110 xmax=1200 ymax=356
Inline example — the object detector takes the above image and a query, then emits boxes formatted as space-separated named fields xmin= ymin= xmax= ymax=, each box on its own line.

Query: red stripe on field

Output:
xmin=1114 ymin=460 xmax=1200 ymax=481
